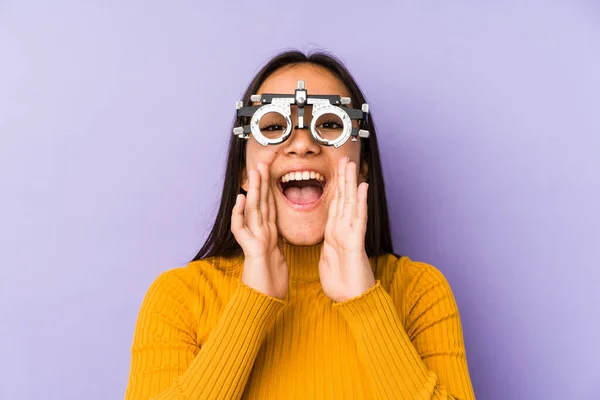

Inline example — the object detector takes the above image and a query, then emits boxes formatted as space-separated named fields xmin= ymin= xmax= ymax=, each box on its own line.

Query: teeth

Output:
xmin=280 ymin=171 xmax=326 ymax=183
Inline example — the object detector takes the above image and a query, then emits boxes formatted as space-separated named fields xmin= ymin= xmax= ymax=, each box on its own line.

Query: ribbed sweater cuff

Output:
xmin=332 ymin=280 xmax=434 ymax=398
xmin=169 ymin=280 xmax=286 ymax=399
xmin=223 ymin=278 xmax=287 ymax=334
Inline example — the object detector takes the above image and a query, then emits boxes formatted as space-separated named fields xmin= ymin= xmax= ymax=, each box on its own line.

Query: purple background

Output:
xmin=1 ymin=1 xmax=599 ymax=399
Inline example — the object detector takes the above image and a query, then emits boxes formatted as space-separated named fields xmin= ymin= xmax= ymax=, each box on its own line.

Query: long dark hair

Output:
xmin=192 ymin=50 xmax=394 ymax=261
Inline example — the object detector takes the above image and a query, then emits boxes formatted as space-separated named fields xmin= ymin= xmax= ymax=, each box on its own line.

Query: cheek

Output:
xmin=325 ymin=143 xmax=362 ymax=168
xmin=246 ymin=143 xmax=280 ymax=168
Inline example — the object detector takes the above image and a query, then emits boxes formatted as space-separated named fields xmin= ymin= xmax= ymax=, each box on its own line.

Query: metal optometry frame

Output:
xmin=232 ymin=80 xmax=370 ymax=148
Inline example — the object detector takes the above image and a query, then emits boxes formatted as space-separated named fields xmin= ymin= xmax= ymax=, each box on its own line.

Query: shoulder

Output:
xmin=374 ymin=253 xmax=448 ymax=286
xmin=155 ymin=255 xmax=243 ymax=285
xmin=398 ymin=256 xmax=453 ymax=295
xmin=143 ymin=256 xmax=244 ymax=307
xmin=372 ymin=254 xmax=459 ymax=326
xmin=373 ymin=254 xmax=455 ymax=304
xmin=188 ymin=255 xmax=244 ymax=280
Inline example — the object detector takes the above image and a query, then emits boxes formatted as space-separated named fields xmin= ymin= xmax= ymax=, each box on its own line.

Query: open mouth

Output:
xmin=277 ymin=171 xmax=328 ymax=207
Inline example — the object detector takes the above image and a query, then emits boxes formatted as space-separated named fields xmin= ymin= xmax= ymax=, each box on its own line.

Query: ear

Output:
xmin=240 ymin=167 xmax=249 ymax=192
xmin=358 ymin=157 xmax=369 ymax=184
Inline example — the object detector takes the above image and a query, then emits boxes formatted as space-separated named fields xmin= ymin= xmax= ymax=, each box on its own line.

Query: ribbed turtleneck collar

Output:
xmin=283 ymin=242 xmax=323 ymax=282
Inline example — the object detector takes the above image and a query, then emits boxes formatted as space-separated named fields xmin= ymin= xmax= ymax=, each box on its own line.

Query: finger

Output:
xmin=329 ymin=185 xmax=339 ymax=219
xmin=336 ymin=156 xmax=348 ymax=217
xmin=258 ymin=163 xmax=269 ymax=223
xmin=231 ymin=194 xmax=250 ymax=242
xmin=245 ymin=168 xmax=262 ymax=228
xmin=268 ymin=179 xmax=276 ymax=225
xmin=342 ymin=161 xmax=357 ymax=220
xmin=325 ymin=191 xmax=337 ymax=238
xmin=356 ymin=182 xmax=369 ymax=229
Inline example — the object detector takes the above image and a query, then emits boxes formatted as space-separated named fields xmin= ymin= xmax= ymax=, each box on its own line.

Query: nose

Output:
xmin=282 ymin=126 xmax=321 ymax=157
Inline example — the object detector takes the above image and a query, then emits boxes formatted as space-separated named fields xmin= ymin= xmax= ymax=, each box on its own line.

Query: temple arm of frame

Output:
xmin=236 ymin=106 xmax=262 ymax=118
xmin=232 ymin=125 xmax=252 ymax=137
xmin=351 ymin=127 xmax=370 ymax=139
xmin=344 ymin=108 xmax=367 ymax=120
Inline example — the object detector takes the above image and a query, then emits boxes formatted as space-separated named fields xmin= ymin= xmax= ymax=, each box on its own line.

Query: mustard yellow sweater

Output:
xmin=125 ymin=243 xmax=474 ymax=399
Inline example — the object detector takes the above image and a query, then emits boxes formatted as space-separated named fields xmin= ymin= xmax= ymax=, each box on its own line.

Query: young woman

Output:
xmin=125 ymin=51 xmax=475 ymax=399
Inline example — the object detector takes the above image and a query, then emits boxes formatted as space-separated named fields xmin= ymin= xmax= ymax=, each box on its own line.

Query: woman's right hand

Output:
xmin=231 ymin=162 xmax=289 ymax=300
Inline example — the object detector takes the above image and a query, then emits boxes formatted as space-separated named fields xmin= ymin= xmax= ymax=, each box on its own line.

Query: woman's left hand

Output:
xmin=319 ymin=157 xmax=376 ymax=303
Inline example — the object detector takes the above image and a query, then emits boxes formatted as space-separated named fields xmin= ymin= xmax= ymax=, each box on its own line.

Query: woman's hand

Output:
xmin=319 ymin=157 xmax=376 ymax=303
xmin=231 ymin=162 xmax=289 ymax=300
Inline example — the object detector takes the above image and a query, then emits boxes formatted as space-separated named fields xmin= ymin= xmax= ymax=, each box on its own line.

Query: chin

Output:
xmin=279 ymin=225 xmax=324 ymax=246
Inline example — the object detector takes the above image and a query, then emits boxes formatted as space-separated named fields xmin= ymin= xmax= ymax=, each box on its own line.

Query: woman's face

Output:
xmin=241 ymin=63 xmax=368 ymax=245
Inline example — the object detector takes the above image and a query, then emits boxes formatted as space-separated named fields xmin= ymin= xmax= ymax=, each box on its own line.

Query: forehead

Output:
xmin=257 ymin=64 xmax=351 ymax=97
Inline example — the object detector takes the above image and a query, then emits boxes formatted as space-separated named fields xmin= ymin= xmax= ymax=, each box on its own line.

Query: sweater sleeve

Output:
xmin=124 ymin=268 xmax=286 ymax=400
xmin=331 ymin=261 xmax=475 ymax=400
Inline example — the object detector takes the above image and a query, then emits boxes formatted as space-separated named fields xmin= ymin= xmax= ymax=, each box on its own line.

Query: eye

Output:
xmin=318 ymin=120 xmax=342 ymax=130
xmin=260 ymin=124 xmax=285 ymax=132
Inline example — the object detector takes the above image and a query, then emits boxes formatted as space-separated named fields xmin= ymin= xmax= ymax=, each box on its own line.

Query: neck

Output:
xmin=283 ymin=241 xmax=323 ymax=282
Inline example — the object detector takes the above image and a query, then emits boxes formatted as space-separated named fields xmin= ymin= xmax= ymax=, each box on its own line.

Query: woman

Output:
xmin=125 ymin=50 xmax=475 ymax=399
